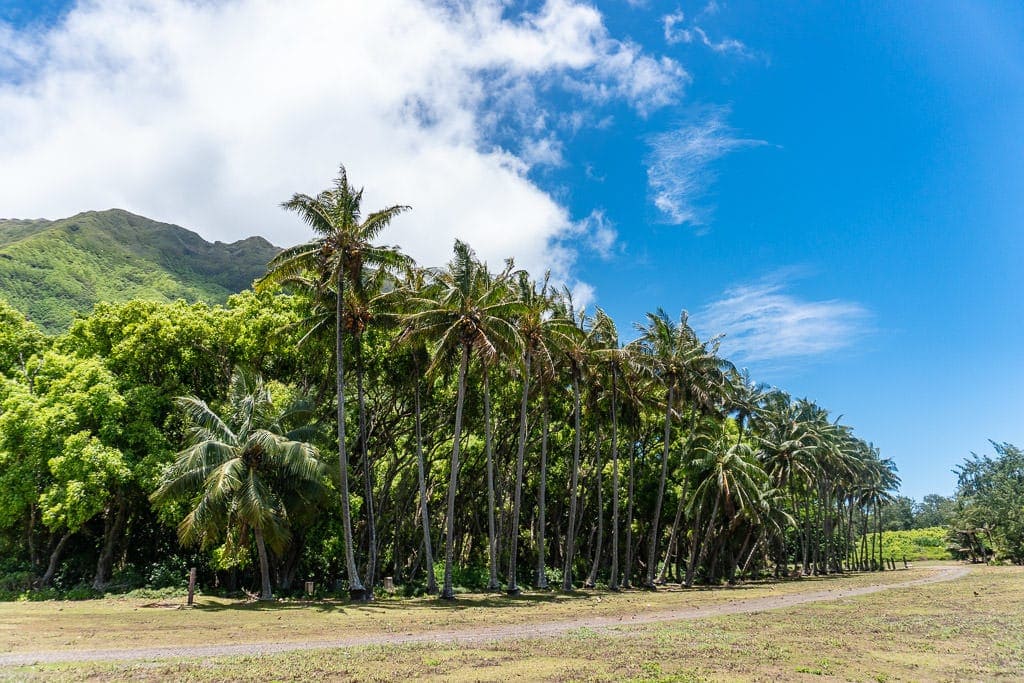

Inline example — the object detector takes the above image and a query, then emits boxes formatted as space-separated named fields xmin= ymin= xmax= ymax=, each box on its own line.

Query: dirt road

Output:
xmin=0 ymin=565 xmax=968 ymax=667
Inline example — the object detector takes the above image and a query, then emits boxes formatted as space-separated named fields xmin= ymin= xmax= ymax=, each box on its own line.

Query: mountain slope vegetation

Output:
xmin=0 ymin=209 xmax=278 ymax=331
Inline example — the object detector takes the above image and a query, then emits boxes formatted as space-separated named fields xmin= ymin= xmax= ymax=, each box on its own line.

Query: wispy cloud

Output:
xmin=662 ymin=6 xmax=752 ymax=58
xmin=662 ymin=9 xmax=689 ymax=44
xmin=646 ymin=106 xmax=767 ymax=225
xmin=697 ymin=277 xmax=872 ymax=365
xmin=572 ymin=209 xmax=619 ymax=259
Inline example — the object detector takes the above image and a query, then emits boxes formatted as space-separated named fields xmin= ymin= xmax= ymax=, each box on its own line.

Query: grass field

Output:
xmin=2 ymin=563 xmax=1021 ymax=681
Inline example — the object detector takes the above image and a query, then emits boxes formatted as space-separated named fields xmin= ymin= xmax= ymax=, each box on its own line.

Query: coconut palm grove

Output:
xmin=1 ymin=166 xmax=1020 ymax=603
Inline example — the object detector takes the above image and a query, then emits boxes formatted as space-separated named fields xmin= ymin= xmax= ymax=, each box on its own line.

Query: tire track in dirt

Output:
xmin=0 ymin=565 xmax=969 ymax=667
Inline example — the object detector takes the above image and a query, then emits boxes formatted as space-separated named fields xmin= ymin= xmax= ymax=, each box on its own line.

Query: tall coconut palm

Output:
xmin=258 ymin=164 xmax=409 ymax=600
xmin=151 ymin=368 xmax=327 ymax=600
xmin=561 ymin=296 xmax=591 ymax=591
xmin=395 ymin=266 xmax=439 ymax=594
xmin=630 ymin=309 xmax=730 ymax=588
xmin=582 ymin=309 xmax=621 ymax=588
xmin=756 ymin=393 xmax=820 ymax=573
xmin=401 ymin=240 xmax=521 ymax=599
xmin=616 ymin=365 xmax=652 ymax=588
xmin=506 ymin=272 xmax=575 ymax=594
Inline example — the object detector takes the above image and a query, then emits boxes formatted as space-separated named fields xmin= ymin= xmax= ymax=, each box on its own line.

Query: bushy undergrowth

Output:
xmin=869 ymin=526 xmax=953 ymax=561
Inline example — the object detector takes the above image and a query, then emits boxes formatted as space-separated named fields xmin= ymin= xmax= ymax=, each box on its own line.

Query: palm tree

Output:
xmin=683 ymin=428 xmax=768 ymax=586
xmin=401 ymin=240 xmax=521 ymax=599
xmin=258 ymin=164 xmax=409 ymax=600
xmin=584 ymin=310 xmax=619 ymax=589
xmin=506 ymin=272 xmax=575 ymax=594
xmin=630 ymin=309 xmax=730 ymax=588
xmin=151 ymin=368 xmax=327 ymax=600
xmin=395 ymin=266 xmax=439 ymax=594
xmin=561 ymin=296 xmax=591 ymax=591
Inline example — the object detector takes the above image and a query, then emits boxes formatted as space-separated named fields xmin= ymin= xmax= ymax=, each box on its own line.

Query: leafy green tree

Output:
xmin=0 ymin=298 xmax=45 ymax=376
xmin=915 ymin=494 xmax=955 ymax=529
xmin=881 ymin=496 xmax=916 ymax=531
xmin=953 ymin=442 xmax=1024 ymax=563
xmin=0 ymin=351 xmax=128 ymax=586
xmin=151 ymin=368 xmax=327 ymax=600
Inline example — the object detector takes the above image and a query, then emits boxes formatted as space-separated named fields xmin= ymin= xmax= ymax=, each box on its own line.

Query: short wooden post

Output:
xmin=187 ymin=567 xmax=197 ymax=606
xmin=304 ymin=581 xmax=314 ymax=595
xmin=383 ymin=576 xmax=395 ymax=593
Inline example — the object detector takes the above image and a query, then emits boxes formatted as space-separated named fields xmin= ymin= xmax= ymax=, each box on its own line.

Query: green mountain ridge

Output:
xmin=0 ymin=209 xmax=279 ymax=332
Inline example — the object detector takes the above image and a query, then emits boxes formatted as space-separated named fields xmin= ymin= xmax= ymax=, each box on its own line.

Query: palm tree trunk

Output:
xmin=536 ymin=394 xmax=550 ymax=589
xmin=255 ymin=528 xmax=273 ymax=600
xmin=845 ymin=499 xmax=855 ymax=570
xmin=860 ymin=509 xmax=869 ymax=569
xmin=336 ymin=269 xmax=365 ymax=598
xmin=562 ymin=367 xmax=583 ymax=591
xmin=623 ymin=424 xmax=636 ymax=588
xmin=413 ymin=370 xmax=437 ymax=595
xmin=441 ymin=344 xmax=472 ymax=600
xmin=686 ymin=490 xmax=721 ymax=587
xmin=730 ymin=528 xmax=754 ymax=584
xmin=645 ymin=383 xmax=674 ymax=587
xmin=585 ymin=424 xmax=604 ymax=588
xmin=508 ymin=351 xmax=531 ymax=595
xmin=658 ymin=497 xmax=685 ymax=584
xmin=802 ymin=494 xmax=812 ymax=574
xmin=684 ymin=508 xmax=703 ymax=587
xmin=356 ymin=335 xmax=377 ymax=597
xmin=483 ymin=366 xmax=500 ymax=591
xmin=876 ymin=505 xmax=883 ymax=571
xmin=608 ymin=367 xmax=621 ymax=591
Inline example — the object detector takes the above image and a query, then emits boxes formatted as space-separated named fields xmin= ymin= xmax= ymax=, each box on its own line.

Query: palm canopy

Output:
xmin=151 ymin=368 xmax=326 ymax=551
xmin=630 ymin=308 xmax=732 ymax=414
xmin=687 ymin=431 xmax=769 ymax=520
xmin=509 ymin=271 xmax=579 ymax=381
xmin=258 ymin=164 xmax=410 ymax=297
xmin=401 ymin=239 xmax=523 ymax=375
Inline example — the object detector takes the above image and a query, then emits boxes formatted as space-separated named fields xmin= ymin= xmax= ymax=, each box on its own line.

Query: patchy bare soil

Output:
xmin=0 ymin=565 xmax=967 ymax=667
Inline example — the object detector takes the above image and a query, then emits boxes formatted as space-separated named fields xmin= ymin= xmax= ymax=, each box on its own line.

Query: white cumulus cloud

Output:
xmin=0 ymin=0 xmax=686 ymax=285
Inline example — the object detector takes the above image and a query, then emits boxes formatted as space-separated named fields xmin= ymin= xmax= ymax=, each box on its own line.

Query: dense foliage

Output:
xmin=949 ymin=442 xmax=1024 ymax=564
xmin=0 ymin=167 xmax=914 ymax=601
xmin=0 ymin=209 xmax=278 ymax=331
xmin=869 ymin=527 xmax=952 ymax=562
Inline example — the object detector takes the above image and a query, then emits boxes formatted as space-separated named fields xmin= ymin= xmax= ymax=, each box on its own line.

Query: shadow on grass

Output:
xmin=192 ymin=589 xmax=587 ymax=613
xmin=190 ymin=569 xmax=913 ymax=613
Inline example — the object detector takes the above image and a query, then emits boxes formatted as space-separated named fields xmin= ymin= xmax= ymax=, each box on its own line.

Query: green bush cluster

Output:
xmin=865 ymin=527 xmax=952 ymax=561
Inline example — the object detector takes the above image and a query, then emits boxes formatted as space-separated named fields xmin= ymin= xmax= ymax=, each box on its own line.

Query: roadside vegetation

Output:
xmin=1 ymin=165 xmax=1020 ymax=607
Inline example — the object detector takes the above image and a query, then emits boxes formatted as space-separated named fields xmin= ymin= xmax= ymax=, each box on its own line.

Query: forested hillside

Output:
xmin=0 ymin=209 xmax=278 ymax=331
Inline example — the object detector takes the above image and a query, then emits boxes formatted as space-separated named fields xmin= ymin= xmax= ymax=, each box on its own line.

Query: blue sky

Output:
xmin=1 ymin=1 xmax=1021 ymax=499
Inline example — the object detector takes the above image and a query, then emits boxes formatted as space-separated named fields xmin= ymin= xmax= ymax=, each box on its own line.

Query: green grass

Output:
xmin=0 ymin=567 xmax=924 ymax=655
xmin=0 ymin=209 xmax=278 ymax=331
xmin=7 ymin=564 xmax=1020 ymax=682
